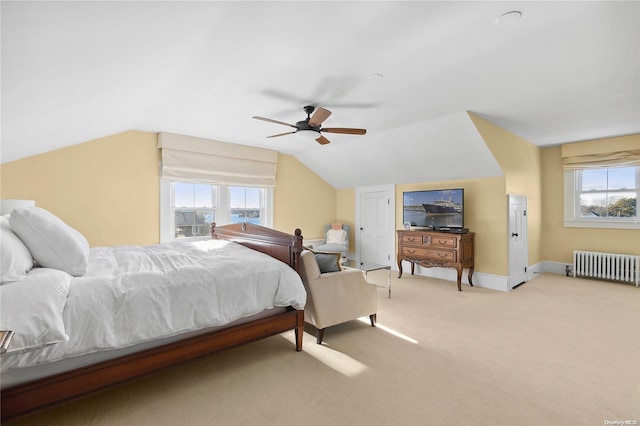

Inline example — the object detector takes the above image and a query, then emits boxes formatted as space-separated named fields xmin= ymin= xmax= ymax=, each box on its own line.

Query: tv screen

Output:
xmin=403 ymin=188 xmax=464 ymax=228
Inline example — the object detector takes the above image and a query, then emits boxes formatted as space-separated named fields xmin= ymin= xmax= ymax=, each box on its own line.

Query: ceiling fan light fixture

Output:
xmin=295 ymin=129 xmax=321 ymax=140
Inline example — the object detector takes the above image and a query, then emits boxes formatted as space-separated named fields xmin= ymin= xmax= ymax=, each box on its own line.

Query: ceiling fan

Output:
xmin=252 ymin=105 xmax=366 ymax=145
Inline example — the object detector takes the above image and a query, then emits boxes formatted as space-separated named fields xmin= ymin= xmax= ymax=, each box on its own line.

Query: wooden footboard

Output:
xmin=1 ymin=223 xmax=306 ymax=421
xmin=1 ymin=309 xmax=304 ymax=421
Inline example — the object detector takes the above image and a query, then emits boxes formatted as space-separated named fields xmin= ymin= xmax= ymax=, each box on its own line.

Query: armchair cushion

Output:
xmin=325 ymin=229 xmax=347 ymax=245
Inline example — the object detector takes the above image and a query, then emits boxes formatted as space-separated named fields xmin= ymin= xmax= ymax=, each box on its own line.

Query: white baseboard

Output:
xmin=528 ymin=262 xmax=544 ymax=277
xmin=303 ymin=239 xmax=323 ymax=249
xmin=394 ymin=261 xmax=573 ymax=292
xmin=408 ymin=265 xmax=510 ymax=292
xmin=542 ymin=260 xmax=573 ymax=276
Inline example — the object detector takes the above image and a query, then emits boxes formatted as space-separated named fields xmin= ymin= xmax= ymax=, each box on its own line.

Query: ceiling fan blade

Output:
xmin=308 ymin=107 xmax=332 ymax=126
xmin=266 ymin=131 xmax=296 ymax=138
xmin=252 ymin=116 xmax=297 ymax=128
xmin=321 ymin=127 xmax=367 ymax=135
xmin=315 ymin=135 xmax=331 ymax=145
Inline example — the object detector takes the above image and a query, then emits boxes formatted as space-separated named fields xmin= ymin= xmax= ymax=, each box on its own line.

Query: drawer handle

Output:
xmin=407 ymin=249 xmax=416 ymax=254
xmin=437 ymin=240 xmax=446 ymax=244
xmin=437 ymin=252 xmax=448 ymax=258
xmin=408 ymin=237 xmax=418 ymax=242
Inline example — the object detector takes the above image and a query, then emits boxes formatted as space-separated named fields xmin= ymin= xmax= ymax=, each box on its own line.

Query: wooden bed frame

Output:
xmin=1 ymin=222 xmax=305 ymax=421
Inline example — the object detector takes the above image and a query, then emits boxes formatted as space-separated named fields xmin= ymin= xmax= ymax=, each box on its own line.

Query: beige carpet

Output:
xmin=6 ymin=272 xmax=640 ymax=426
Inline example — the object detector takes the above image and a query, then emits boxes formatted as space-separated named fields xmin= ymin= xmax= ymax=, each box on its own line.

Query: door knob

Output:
xmin=511 ymin=232 xmax=519 ymax=237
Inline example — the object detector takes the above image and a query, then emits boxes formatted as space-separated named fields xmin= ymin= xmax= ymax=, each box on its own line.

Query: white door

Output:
xmin=508 ymin=194 xmax=528 ymax=289
xmin=356 ymin=185 xmax=395 ymax=267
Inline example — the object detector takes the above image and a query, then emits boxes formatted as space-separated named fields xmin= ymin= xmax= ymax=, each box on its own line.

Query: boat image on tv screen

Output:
xmin=403 ymin=189 xmax=464 ymax=228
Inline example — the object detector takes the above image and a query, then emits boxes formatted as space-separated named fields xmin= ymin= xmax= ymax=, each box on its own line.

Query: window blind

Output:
xmin=157 ymin=132 xmax=278 ymax=187
xmin=561 ymin=135 xmax=640 ymax=169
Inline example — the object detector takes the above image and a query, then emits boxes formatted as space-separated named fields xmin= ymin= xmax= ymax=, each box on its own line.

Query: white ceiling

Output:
xmin=2 ymin=1 xmax=639 ymax=189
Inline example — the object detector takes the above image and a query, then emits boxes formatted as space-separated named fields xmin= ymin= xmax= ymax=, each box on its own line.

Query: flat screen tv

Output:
xmin=403 ymin=188 xmax=464 ymax=229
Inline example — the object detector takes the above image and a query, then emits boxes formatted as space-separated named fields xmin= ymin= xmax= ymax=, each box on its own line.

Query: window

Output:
xmin=564 ymin=166 xmax=639 ymax=229
xmin=174 ymin=182 xmax=216 ymax=239
xmin=228 ymin=186 xmax=264 ymax=226
xmin=160 ymin=180 xmax=273 ymax=242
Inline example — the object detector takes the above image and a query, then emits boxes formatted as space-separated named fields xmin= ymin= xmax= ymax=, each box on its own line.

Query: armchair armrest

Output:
xmin=305 ymin=270 xmax=377 ymax=329
xmin=309 ymin=269 xmax=371 ymax=291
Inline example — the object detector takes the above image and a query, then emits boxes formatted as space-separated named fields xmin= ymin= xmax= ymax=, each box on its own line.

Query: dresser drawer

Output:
xmin=401 ymin=246 xmax=457 ymax=262
xmin=400 ymin=234 xmax=424 ymax=245
xmin=426 ymin=235 xmax=457 ymax=248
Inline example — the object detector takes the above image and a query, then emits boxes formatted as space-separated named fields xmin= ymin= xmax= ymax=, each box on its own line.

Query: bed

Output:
xmin=0 ymin=208 xmax=306 ymax=421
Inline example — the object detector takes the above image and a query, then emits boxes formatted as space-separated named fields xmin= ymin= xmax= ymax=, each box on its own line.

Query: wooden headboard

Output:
xmin=211 ymin=222 xmax=304 ymax=274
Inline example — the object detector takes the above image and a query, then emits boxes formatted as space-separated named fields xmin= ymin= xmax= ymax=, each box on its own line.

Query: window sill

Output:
xmin=172 ymin=236 xmax=212 ymax=243
xmin=563 ymin=220 xmax=640 ymax=230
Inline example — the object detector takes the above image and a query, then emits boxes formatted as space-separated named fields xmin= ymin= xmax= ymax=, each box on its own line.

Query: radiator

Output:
xmin=573 ymin=250 xmax=640 ymax=287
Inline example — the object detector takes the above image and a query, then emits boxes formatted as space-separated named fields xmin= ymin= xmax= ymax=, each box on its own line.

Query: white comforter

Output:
xmin=0 ymin=239 xmax=306 ymax=372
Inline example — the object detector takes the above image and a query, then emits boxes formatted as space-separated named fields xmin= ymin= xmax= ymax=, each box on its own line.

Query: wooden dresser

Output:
xmin=397 ymin=229 xmax=475 ymax=291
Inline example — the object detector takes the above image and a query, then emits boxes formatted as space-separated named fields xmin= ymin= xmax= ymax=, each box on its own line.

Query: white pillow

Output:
xmin=0 ymin=216 xmax=34 ymax=283
xmin=10 ymin=207 xmax=89 ymax=276
xmin=326 ymin=229 xmax=347 ymax=245
xmin=0 ymin=267 xmax=71 ymax=353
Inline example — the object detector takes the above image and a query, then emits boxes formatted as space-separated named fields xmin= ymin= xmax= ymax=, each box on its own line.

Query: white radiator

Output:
xmin=573 ymin=250 xmax=640 ymax=287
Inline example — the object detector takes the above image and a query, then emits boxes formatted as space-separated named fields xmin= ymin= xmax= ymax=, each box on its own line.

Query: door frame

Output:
xmin=355 ymin=184 xmax=396 ymax=268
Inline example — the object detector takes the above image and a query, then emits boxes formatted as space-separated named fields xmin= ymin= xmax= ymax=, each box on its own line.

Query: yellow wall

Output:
xmin=1 ymin=132 xmax=338 ymax=247
xmin=395 ymin=176 xmax=508 ymax=276
xmin=541 ymin=144 xmax=640 ymax=262
xmin=3 ymin=128 xmax=636 ymax=271
xmin=1 ymin=131 xmax=160 ymax=246
xmin=273 ymin=154 xmax=336 ymax=241
xmin=336 ymin=188 xmax=356 ymax=251
xmin=469 ymin=113 xmax=543 ymax=265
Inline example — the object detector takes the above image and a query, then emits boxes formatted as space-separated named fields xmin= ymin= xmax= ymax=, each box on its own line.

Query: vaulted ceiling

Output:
xmin=2 ymin=1 xmax=638 ymax=189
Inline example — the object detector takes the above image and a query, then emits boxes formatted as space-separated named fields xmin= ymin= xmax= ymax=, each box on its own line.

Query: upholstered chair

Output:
xmin=298 ymin=250 xmax=377 ymax=344
xmin=314 ymin=224 xmax=350 ymax=258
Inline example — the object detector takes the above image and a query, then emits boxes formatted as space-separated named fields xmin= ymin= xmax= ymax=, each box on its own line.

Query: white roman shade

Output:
xmin=561 ymin=135 xmax=640 ymax=169
xmin=158 ymin=132 xmax=278 ymax=187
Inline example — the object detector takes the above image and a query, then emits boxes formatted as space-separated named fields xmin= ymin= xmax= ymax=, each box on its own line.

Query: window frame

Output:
xmin=160 ymin=179 xmax=274 ymax=243
xmin=563 ymin=166 xmax=639 ymax=229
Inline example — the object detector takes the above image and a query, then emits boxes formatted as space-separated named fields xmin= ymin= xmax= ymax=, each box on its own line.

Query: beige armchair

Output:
xmin=299 ymin=250 xmax=377 ymax=344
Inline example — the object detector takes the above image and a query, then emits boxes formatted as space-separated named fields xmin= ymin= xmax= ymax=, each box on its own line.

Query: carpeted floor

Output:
xmin=5 ymin=272 xmax=640 ymax=425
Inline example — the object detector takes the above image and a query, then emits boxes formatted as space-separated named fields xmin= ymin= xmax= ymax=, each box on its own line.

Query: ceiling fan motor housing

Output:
xmin=296 ymin=120 xmax=320 ymax=132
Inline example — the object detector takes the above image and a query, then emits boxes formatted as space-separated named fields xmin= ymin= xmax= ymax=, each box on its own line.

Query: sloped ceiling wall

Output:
xmin=296 ymin=110 xmax=503 ymax=189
